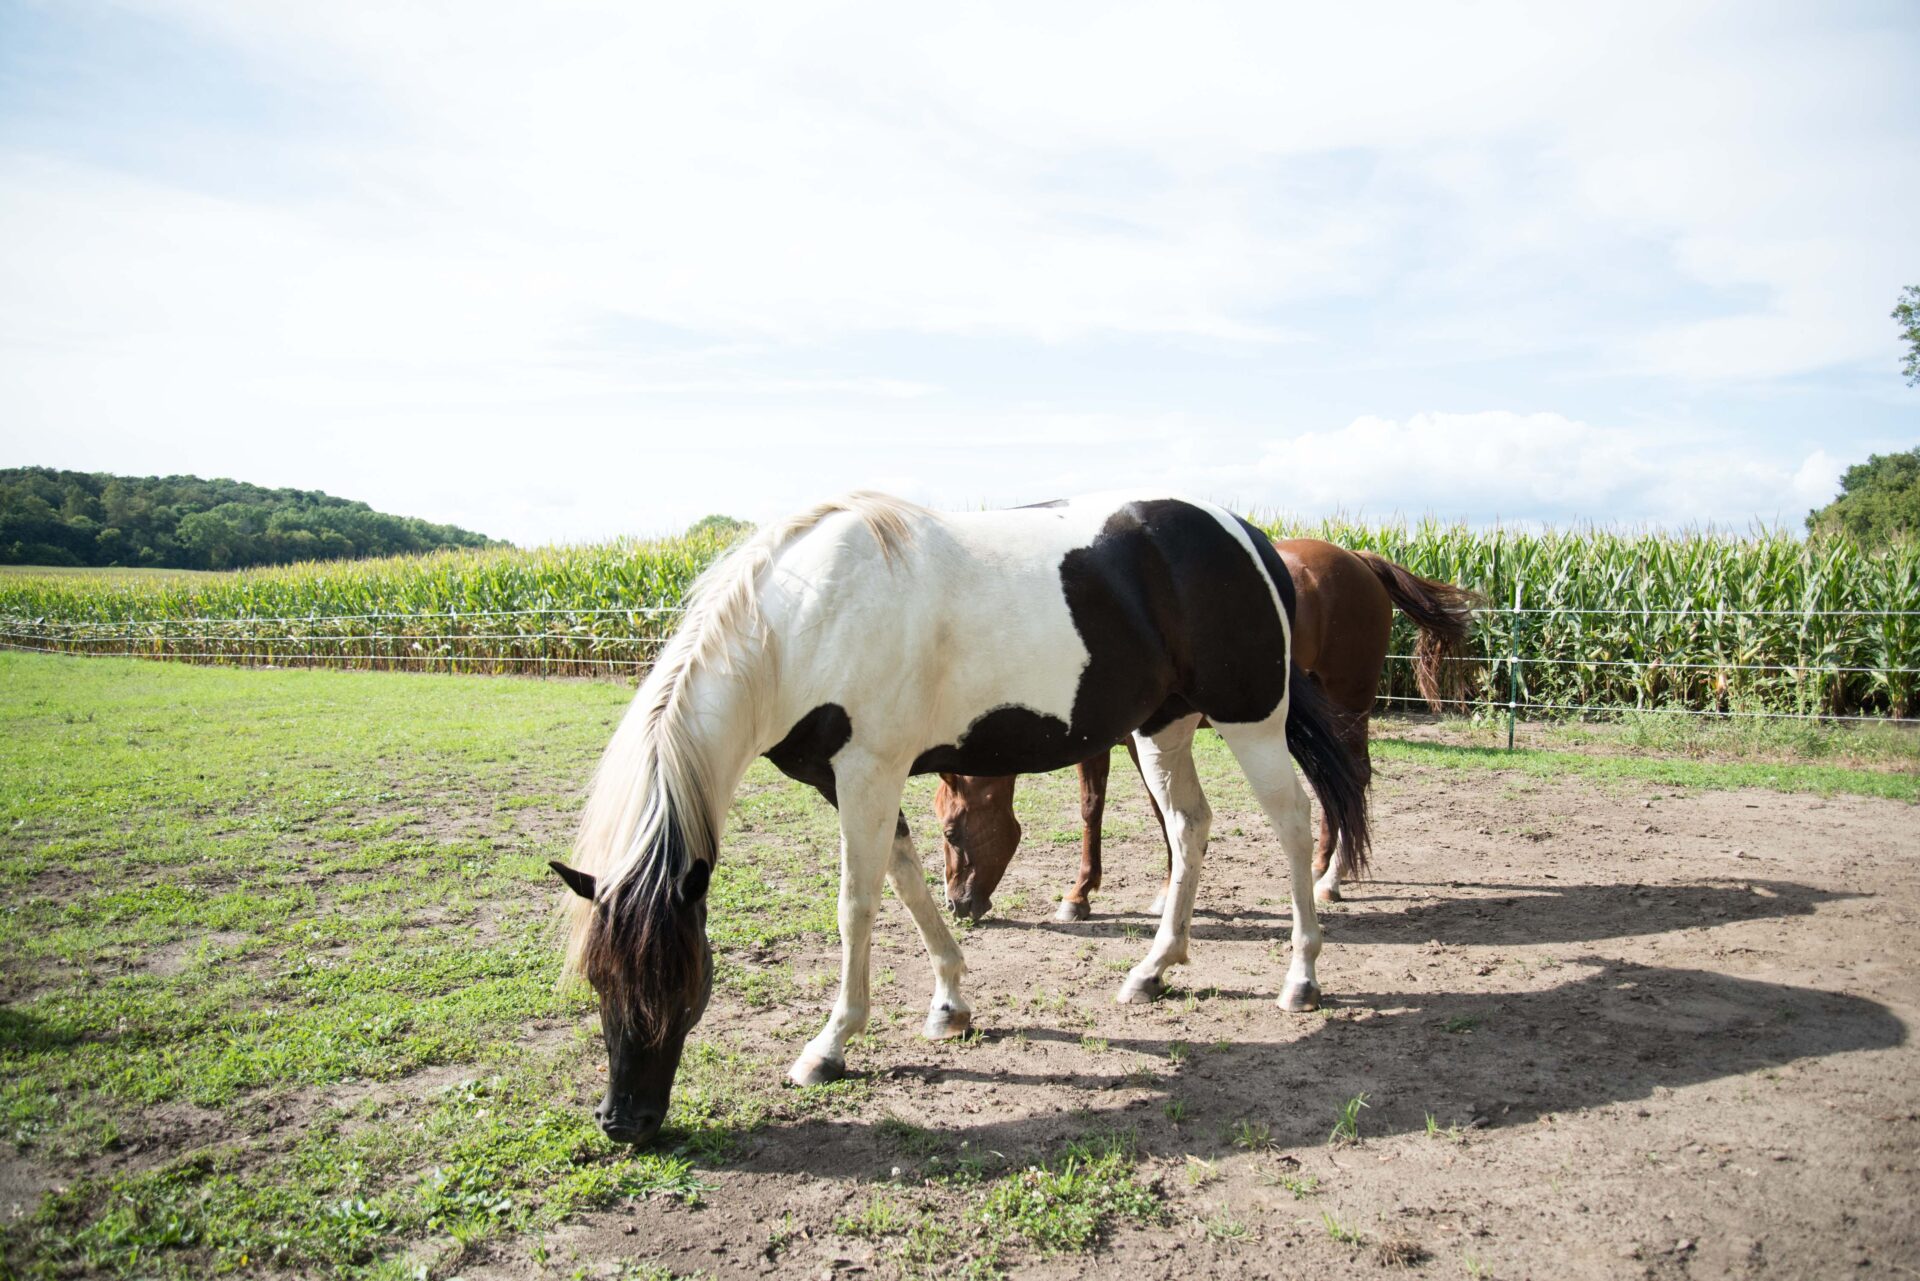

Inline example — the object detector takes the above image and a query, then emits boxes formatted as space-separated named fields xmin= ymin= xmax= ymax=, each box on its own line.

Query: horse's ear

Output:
xmin=679 ymin=859 xmax=712 ymax=905
xmin=549 ymin=861 xmax=598 ymax=901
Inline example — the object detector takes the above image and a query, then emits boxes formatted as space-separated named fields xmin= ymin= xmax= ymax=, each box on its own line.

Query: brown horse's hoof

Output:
xmin=1054 ymin=898 xmax=1091 ymax=923
xmin=1278 ymin=980 xmax=1322 ymax=1013
xmin=787 ymin=1052 xmax=846 ymax=1087
xmin=1116 ymin=974 xmax=1165 ymax=1005
xmin=1315 ymin=884 xmax=1343 ymax=904
xmin=924 ymin=1005 xmax=972 ymax=1040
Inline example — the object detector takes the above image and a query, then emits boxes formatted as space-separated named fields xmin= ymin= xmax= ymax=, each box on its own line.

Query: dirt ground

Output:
xmin=444 ymin=757 xmax=1920 ymax=1281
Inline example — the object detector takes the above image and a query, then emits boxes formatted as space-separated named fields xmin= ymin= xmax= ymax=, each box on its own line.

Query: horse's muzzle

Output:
xmin=948 ymin=893 xmax=989 ymax=923
xmin=595 ymin=1096 xmax=664 ymax=1147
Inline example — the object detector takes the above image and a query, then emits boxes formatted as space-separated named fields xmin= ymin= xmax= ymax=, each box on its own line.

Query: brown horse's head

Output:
xmin=552 ymin=858 xmax=714 ymax=1147
xmin=934 ymin=773 xmax=1021 ymax=921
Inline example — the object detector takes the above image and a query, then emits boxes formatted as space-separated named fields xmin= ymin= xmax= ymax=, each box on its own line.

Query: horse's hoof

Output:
xmin=924 ymin=1005 xmax=972 ymax=1040
xmin=1278 ymin=980 xmax=1322 ymax=1013
xmin=1147 ymin=895 xmax=1167 ymax=916
xmin=1315 ymin=885 xmax=1343 ymax=904
xmin=1116 ymin=974 xmax=1165 ymax=1005
xmin=1054 ymin=899 xmax=1090 ymax=923
xmin=787 ymin=1053 xmax=846 ymax=1087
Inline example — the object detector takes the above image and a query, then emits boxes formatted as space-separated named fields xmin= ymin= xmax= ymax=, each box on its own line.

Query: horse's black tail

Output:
xmin=1283 ymin=664 xmax=1371 ymax=877
xmin=1351 ymin=551 xmax=1483 ymax=712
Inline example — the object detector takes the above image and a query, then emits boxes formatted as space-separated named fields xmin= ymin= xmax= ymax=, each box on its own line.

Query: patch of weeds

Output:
xmin=765 ymin=1212 xmax=798 ymax=1259
xmin=933 ymin=1150 xmax=1005 ymax=1188
xmin=1260 ymin=1168 xmax=1320 ymax=1199
xmin=1425 ymin=1113 xmax=1465 ymax=1144
xmin=1442 ymin=1017 xmax=1477 ymax=1034
xmin=786 ymin=1074 xmax=874 ymax=1119
xmin=1166 ymin=1040 xmax=1190 ymax=1066
xmin=1163 ymin=1098 xmax=1189 ymax=1125
xmin=665 ymin=1041 xmax=773 ymax=1159
xmin=1078 ymin=1035 xmax=1109 ymax=1054
xmin=1329 ymin=1093 xmax=1369 ymax=1146
xmin=1230 ymin=1118 xmax=1271 ymax=1151
xmin=613 ymin=1263 xmax=694 ymax=1280
xmin=835 ymin=1195 xmax=910 ymax=1239
xmin=1183 ymin=1155 xmax=1218 ymax=1187
xmin=975 ymin=1131 xmax=1161 ymax=1255
xmin=1323 ymin=1212 xmax=1364 ymax=1246
xmin=616 ymin=1153 xmax=712 ymax=1206
xmin=896 ymin=1213 xmax=997 ymax=1280
xmin=1201 ymin=1210 xmax=1254 ymax=1243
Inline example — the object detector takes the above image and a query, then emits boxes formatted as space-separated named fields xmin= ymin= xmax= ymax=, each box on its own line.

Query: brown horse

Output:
xmin=935 ymin=538 xmax=1478 ymax=922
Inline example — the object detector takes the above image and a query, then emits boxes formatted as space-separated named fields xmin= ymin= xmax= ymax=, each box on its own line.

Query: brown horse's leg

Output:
xmin=1314 ymin=713 xmax=1373 ymax=903
xmin=1127 ymin=736 xmax=1175 ymax=915
xmin=1055 ymin=750 xmax=1112 ymax=922
xmin=1311 ymin=808 xmax=1336 ymax=881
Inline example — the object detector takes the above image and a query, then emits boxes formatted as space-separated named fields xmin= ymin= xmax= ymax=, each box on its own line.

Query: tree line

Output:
xmin=0 ymin=468 xmax=499 ymax=570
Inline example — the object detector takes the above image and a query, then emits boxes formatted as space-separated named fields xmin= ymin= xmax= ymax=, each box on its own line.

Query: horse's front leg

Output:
xmin=789 ymin=769 xmax=902 ymax=1087
xmin=1055 ymin=749 xmax=1112 ymax=922
xmin=885 ymin=812 xmax=972 ymax=1039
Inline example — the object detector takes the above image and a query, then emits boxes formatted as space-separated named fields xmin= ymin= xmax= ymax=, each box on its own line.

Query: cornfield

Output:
xmin=2 ymin=520 xmax=1916 ymax=719
xmin=1256 ymin=518 xmax=1920 ymax=720
xmin=0 ymin=533 xmax=731 ymax=678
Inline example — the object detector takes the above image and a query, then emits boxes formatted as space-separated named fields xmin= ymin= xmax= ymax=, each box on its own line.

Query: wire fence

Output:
xmin=5 ymin=598 xmax=1920 ymax=730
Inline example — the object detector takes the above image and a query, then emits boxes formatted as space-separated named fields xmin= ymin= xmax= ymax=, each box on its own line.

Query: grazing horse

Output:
xmin=550 ymin=493 xmax=1370 ymax=1146
xmin=936 ymin=538 xmax=1478 ymax=922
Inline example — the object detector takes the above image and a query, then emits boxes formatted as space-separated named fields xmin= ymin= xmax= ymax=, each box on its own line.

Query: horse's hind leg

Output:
xmin=1055 ymin=750 xmax=1111 ymax=922
xmin=1314 ymin=713 xmax=1373 ymax=904
xmin=1311 ymin=805 xmax=1340 ymax=901
xmin=1214 ymin=713 xmax=1324 ymax=1012
xmin=790 ymin=763 xmax=904 ymax=1087
xmin=1117 ymin=714 xmax=1209 ymax=1004
xmin=885 ymin=812 xmax=973 ymax=1039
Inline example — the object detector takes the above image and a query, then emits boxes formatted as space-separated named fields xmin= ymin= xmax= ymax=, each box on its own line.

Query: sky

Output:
xmin=1 ymin=1 xmax=1916 ymax=546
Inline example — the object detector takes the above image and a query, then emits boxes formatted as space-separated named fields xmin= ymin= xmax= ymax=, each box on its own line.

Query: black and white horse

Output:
xmin=551 ymin=492 xmax=1369 ymax=1145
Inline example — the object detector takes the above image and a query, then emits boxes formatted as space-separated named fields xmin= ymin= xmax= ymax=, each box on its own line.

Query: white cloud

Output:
xmin=1172 ymin=411 xmax=1837 ymax=530
xmin=2 ymin=2 xmax=1912 ymax=541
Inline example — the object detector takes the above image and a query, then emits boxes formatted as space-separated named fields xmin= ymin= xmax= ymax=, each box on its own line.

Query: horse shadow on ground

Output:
xmin=702 ymin=956 xmax=1906 ymax=1179
xmin=984 ymin=877 xmax=1859 ymax=948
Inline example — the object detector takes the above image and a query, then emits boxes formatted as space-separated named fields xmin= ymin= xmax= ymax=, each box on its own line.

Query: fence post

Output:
xmin=1507 ymin=578 xmax=1523 ymax=751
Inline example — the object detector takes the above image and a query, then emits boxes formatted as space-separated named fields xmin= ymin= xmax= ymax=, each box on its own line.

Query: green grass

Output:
xmin=0 ymin=654 xmax=849 ymax=1278
xmin=1371 ymin=735 xmax=1920 ymax=801
xmin=1329 ymin=1094 xmax=1369 ymax=1147
xmin=2 ymin=649 xmax=1911 ymax=1277
xmin=974 ymin=1132 xmax=1161 ymax=1255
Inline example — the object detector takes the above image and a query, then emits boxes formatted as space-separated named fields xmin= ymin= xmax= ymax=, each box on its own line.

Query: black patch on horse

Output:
xmin=764 ymin=703 xmax=852 ymax=804
xmin=764 ymin=703 xmax=912 ymax=839
xmin=911 ymin=500 xmax=1292 ymax=776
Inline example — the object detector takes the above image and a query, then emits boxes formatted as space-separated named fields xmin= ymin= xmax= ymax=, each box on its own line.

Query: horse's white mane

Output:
xmin=562 ymin=491 xmax=924 ymax=981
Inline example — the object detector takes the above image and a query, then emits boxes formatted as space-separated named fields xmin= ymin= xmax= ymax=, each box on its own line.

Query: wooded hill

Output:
xmin=0 ymin=467 xmax=499 ymax=570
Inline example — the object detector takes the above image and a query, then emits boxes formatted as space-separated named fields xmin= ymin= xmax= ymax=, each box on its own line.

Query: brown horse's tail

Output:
xmin=1284 ymin=665 xmax=1370 ymax=877
xmin=1351 ymin=551 xmax=1484 ymax=713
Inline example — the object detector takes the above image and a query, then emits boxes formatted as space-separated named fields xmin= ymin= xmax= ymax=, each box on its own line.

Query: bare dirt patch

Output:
xmin=460 ymin=759 xmax=1920 ymax=1280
